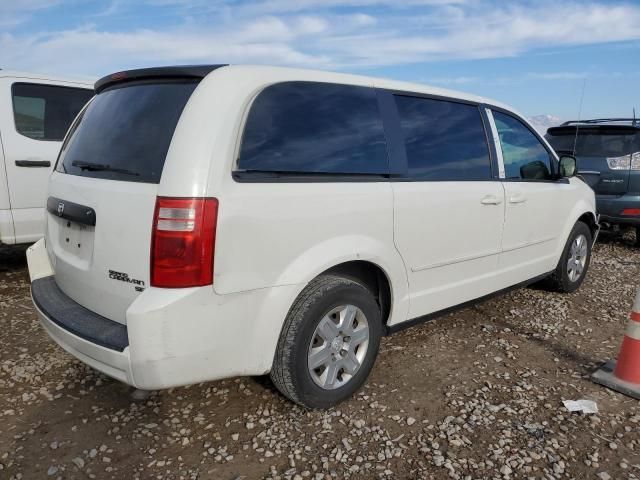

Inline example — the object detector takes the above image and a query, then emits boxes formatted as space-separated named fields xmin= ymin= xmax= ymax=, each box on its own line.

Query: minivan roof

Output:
xmin=0 ymin=69 xmax=93 ymax=87
xmin=93 ymin=64 xmax=517 ymax=116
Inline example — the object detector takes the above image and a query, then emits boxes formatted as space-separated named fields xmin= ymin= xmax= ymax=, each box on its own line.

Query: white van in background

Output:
xmin=0 ymin=70 xmax=93 ymax=245
xmin=27 ymin=65 xmax=597 ymax=408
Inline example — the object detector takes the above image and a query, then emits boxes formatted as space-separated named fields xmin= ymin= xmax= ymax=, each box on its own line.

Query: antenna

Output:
xmin=572 ymin=78 xmax=587 ymax=156
xmin=633 ymin=107 xmax=637 ymax=127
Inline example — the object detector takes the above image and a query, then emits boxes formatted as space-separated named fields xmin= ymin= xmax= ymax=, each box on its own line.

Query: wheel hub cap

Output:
xmin=567 ymin=233 xmax=588 ymax=283
xmin=307 ymin=304 xmax=370 ymax=390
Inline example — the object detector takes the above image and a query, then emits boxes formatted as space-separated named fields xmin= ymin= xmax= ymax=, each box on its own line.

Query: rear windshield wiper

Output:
xmin=72 ymin=161 xmax=140 ymax=176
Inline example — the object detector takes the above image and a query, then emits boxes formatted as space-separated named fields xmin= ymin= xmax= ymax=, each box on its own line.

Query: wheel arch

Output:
xmin=321 ymin=260 xmax=393 ymax=332
xmin=577 ymin=211 xmax=599 ymax=240
xmin=554 ymin=202 xmax=597 ymax=262
xmin=273 ymin=235 xmax=410 ymax=328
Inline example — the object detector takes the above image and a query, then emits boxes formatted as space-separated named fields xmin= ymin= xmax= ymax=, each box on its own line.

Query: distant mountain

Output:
xmin=527 ymin=115 xmax=563 ymax=135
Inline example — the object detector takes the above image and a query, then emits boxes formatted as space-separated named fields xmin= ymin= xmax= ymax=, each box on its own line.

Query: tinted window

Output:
xmin=57 ymin=82 xmax=197 ymax=183
xmin=238 ymin=82 xmax=388 ymax=174
xmin=493 ymin=112 xmax=552 ymax=180
xmin=394 ymin=95 xmax=491 ymax=180
xmin=546 ymin=127 xmax=639 ymax=157
xmin=12 ymin=83 xmax=93 ymax=141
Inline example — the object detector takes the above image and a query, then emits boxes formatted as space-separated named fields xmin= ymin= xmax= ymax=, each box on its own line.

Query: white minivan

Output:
xmin=0 ymin=70 xmax=93 ymax=244
xmin=27 ymin=65 xmax=597 ymax=408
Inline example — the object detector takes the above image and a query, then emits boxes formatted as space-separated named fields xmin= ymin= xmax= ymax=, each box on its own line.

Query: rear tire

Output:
xmin=548 ymin=221 xmax=592 ymax=293
xmin=270 ymin=275 xmax=381 ymax=409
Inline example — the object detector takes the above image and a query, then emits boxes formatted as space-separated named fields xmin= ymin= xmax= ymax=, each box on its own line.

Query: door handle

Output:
xmin=480 ymin=195 xmax=502 ymax=205
xmin=509 ymin=194 xmax=527 ymax=204
xmin=15 ymin=160 xmax=51 ymax=168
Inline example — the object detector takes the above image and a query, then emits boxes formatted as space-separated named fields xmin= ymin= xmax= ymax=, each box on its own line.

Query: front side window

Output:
xmin=493 ymin=111 xmax=553 ymax=180
xmin=12 ymin=83 xmax=93 ymax=141
xmin=238 ymin=82 xmax=388 ymax=174
xmin=394 ymin=95 xmax=491 ymax=180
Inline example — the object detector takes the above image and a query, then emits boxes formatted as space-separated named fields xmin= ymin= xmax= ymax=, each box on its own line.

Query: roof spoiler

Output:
xmin=561 ymin=118 xmax=637 ymax=126
xmin=548 ymin=124 xmax=640 ymax=135
xmin=95 ymin=65 xmax=227 ymax=93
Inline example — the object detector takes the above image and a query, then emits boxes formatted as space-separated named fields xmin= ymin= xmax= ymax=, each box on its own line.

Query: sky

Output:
xmin=1 ymin=0 xmax=639 ymax=124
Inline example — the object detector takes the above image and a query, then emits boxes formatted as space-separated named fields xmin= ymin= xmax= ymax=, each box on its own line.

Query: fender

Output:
xmin=553 ymin=197 xmax=597 ymax=263
xmin=273 ymin=234 xmax=410 ymax=327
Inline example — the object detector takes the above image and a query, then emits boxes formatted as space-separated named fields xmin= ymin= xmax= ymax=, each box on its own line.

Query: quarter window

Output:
xmin=493 ymin=111 xmax=553 ymax=181
xmin=12 ymin=83 xmax=93 ymax=141
xmin=238 ymin=82 xmax=388 ymax=174
xmin=394 ymin=95 xmax=492 ymax=181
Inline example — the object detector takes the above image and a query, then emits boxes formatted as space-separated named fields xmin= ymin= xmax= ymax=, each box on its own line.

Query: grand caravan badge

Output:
xmin=109 ymin=269 xmax=145 ymax=292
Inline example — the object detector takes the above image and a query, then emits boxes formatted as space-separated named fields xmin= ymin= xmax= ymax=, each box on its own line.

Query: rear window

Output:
xmin=546 ymin=127 xmax=640 ymax=157
xmin=57 ymin=81 xmax=197 ymax=183
xmin=12 ymin=83 xmax=93 ymax=141
xmin=238 ymin=81 xmax=388 ymax=174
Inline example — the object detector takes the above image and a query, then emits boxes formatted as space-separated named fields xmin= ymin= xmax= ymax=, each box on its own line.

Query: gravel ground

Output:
xmin=1 ymin=234 xmax=640 ymax=480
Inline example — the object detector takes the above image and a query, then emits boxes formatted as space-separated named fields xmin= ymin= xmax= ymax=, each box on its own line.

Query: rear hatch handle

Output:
xmin=46 ymin=196 xmax=96 ymax=227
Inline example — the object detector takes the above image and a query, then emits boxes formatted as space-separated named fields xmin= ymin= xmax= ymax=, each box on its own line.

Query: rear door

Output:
xmin=387 ymin=93 xmax=505 ymax=318
xmin=0 ymin=79 xmax=93 ymax=243
xmin=47 ymin=80 xmax=199 ymax=324
xmin=546 ymin=126 xmax=637 ymax=195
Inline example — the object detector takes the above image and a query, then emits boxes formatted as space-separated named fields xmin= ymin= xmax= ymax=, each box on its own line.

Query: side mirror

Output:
xmin=558 ymin=155 xmax=577 ymax=178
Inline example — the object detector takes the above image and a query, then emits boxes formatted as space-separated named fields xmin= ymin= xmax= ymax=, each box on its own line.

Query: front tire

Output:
xmin=270 ymin=275 xmax=382 ymax=409
xmin=548 ymin=221 xmax=592 ymax=293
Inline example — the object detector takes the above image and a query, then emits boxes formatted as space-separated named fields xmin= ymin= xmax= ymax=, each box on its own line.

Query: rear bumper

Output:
xmin=32 ymin=277 xmax=129 ymax=351
xmin=27 ymin=238 xmax=301 ymax=390
xmin=34 ymin=296 xmax=133 ymax=384
xmin=597 ymin=193 xmax=640 ymax=225
xmin=28 ymin=239 xmax=133 ymax=384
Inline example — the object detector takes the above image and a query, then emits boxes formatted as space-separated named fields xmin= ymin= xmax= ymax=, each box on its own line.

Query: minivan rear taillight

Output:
xmin=151 ymin=197 xmax=218 ymax=288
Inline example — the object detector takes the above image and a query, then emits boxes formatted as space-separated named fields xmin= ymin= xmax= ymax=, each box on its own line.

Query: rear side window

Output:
xmin=238 ymin=82 xmax=388 ymax=174
xmin=546 ymin=128 xmax=639 ymax=157
xmin=493 ymin=112 xmax=553 ymax=181
xmin=57 ymin=81 xmax=197 ymax=183
xmin=12 ymin=83 xmax=93 ymax=141
xmin=394 ymin=95 xmax=491 ymax=181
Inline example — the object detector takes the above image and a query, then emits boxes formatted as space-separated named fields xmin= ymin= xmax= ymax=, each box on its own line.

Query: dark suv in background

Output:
xmin=546 ymin=119 xmax=640 ymax=243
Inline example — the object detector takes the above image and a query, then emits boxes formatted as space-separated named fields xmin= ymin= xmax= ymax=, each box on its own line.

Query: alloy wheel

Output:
xmin=567 ymin=233 xmax=588 ymax=282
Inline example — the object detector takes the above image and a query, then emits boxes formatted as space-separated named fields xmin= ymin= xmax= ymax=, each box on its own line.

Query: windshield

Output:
xmin=56 ymin=81 xmax=198 ymax=183
xmin=546 ymin=127 xmax=639 ymax=158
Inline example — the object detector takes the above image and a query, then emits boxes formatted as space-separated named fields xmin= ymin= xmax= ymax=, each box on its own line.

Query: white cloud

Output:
xmin=0 ymin=0 xmax=61 ymax=27
xmin=0 ymin=0 xmax=61 ymax=13
xmin=320 ymin=3 xmax=640 ymax=66
xmin=526 ymin=72 xmax=587 ymax=81
xmin=1 ymin=1 xmax=640 ymax=78
xmin=426 ymin=76 xmax=480 ymax=85
xmin=528 ymin=114 xmax=563 ymax=134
